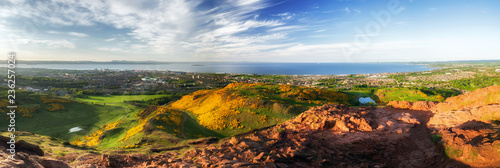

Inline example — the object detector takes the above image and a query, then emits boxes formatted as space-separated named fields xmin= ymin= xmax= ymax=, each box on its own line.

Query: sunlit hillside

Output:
xmin=170 ymin=83 xmax=349 ymax=135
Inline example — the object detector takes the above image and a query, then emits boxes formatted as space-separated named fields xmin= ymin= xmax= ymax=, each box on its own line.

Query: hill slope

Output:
xmin=170 ymin=83 xmax=349 ymax=135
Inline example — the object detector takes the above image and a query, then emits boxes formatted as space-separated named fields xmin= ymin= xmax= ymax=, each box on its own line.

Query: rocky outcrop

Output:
xmin=0 ymin=134 xmax=71 ymax=168
xmin=0 ymin=146 xmax=69 ymax=168
xmin=0 ymin=135 xmax=44 ymax=157
xmin=428 ymin=105 xmax=500 ymax=129
xmin=429 ymin=119 xmax=500 ymax=167
xmin=387 ymin=101 xmax=438 ymax=111
xmin=426 ymin=86 xmax=500 ymax=167
xmin=433 ymin=85 xmax=500 ymax=113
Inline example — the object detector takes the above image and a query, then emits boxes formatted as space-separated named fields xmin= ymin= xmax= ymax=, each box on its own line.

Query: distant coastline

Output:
xmin=2 ymin=60 xmax=498 ymax=75
xmin=0 ymin=62 xmax=439 ymax=75
xmin=4 ymin=59 xmax=500 ymax=65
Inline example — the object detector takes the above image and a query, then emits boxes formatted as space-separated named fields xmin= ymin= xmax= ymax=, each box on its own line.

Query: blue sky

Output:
xmin=0 ymin=0 xmax=499 ymax=62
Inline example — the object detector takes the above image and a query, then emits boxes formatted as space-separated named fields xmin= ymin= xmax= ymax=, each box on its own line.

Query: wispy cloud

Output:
xmin=47 ymin=31 xmax=88 ymax=37
xmin=68 ymin=32 xmax=88 ymax=37
xmin=2 ymin=0 xmax=495 ymax=62
xmin=97 ymin=47 xmax=128 ymax=52
xmin=274 ymin=12 xmax=295 ymax=20
xmin=1 ymin=0 xmax=298 ymax=57
xmin=30 ymin=40 xmax=76 ymax=49
xmin=105 ymin=38 xmax=117 ymax=42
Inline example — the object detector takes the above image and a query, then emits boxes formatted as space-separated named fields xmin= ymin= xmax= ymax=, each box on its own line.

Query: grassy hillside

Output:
xmin=434 ymin=85 xmax=500 ymax=113
xmin=70 ymin=106 xmax=221 ymax=149
xmin=1 ymin=83 xmax=350 ymax=150
xmin=374 ymin=88 xmax=445 ymax=103
xmin=0 ymin=89 xmax=135 ymax=142
xmin=170 ymin=83 xmax=349 ymax=136
xmin=75 ymin=95 xmax=166 ymax=107
xmin=0 ymin=88 xmax=184 ymax=150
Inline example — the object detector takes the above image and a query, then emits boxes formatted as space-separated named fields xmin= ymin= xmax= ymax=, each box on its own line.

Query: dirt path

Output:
xmin=355 ymin=93 xmax=362 ymax=102
xmin=180 ymin=113 xmax=187 ymax=139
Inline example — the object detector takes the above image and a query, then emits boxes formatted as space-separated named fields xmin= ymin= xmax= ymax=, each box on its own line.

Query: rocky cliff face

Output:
xmin=387 ymin=101 xmax=438 ymax=111
xmin=391 ymin=85 xmax=500 ymax=167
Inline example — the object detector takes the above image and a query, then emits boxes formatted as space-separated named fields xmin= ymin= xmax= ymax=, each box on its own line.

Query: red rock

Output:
xmin=254 ymin=152 xmax=265 ymax=161
xmin=229 ymin=137 xmax=240 ymax=146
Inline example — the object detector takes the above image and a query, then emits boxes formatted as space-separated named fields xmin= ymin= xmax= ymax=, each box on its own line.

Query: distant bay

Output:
xmin=7 ymin=62 xmax=436 ymax=75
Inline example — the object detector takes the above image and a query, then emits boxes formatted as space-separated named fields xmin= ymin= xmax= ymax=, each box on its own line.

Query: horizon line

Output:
xmin=5 ymin=59 xmax=500 ymax=64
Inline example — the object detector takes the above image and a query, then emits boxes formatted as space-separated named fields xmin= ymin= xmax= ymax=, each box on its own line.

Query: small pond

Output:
xmin=358 ymin=97 xmax=376 ymax=104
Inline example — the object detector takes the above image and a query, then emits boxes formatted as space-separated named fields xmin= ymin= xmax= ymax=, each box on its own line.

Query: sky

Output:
xmin=0 ymin=0 xmax=499 ymax=62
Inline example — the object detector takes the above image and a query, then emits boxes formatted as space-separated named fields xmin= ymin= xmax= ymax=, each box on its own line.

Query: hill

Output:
xmin=170 ymin=83 xmax=349 ymax=135
xmin=69 ymin=106 xmax=221 ymax=149
xmin=374 ymin=87 xmax=445 ymax=103
xmin=0 ymin=83 xmax=349 ymax=151
xmin=0 ymin=88 xmax=189 ymax=150
xmin=0 ymin=89 xmax=135 ymax=142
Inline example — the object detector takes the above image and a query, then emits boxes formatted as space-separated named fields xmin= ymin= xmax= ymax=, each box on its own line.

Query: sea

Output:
xmin=9 ymin=62 xmax=435 ymax=75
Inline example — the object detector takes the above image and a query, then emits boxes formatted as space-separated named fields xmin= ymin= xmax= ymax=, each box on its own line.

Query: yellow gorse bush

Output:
xmin=0 ymin=99 xmax=9 ymax=107
xmin=18 ymin=106 xmax=40 ymax=117
xmin=118 ymin=122 xmax=145 ymax=142
xmin=71 ymin=121 xmax=120 ymax=147
xmin=40 ymin=96 xmax=72 ymax=104
xmin=171 ymin=86 xmax=247 ymax=130
xmin=117 ymin=106 xmax=185 ymax=143
xmin=47 ymin=103 xmax=65 ymax=111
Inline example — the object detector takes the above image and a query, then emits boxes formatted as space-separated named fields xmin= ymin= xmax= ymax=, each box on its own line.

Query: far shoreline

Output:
xmin=0 ymin=62 xmax=441 ymax=76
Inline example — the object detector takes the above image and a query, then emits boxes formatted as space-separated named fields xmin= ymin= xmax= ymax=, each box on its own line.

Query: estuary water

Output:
xmin=11 ymin=62 xmax=435 ymax=75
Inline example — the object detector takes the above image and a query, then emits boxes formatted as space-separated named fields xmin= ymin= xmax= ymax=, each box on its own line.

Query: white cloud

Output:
xmin=29 ymin=40 xmax=76 ymax=49
xmin=68 ymin=32 xmax=88 ymax=37
xmin=0 ymin=0 xmax=341 ymax=61
xmin=47 ymin=31 xmax=88 ymax=37
xmin=355 ymin=34 xmax=381 ymax=37
xmin=97 ymin=47 xmax=127 ymax=52
xmin=315 ymin=29 xmax=326 ymax=33
xmin=268 ymin=25 xmax=305 ymax=32
xmin=274 ymin=12 xmax=295 ymax=20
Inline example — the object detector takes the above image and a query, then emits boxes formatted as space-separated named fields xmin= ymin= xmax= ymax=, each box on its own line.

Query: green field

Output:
xmin=0 ymin=89 xmax=173 ymax=149
xmin=75 ymin=95 xmax=165 ymax=106
xmin=374 ymin=88 xmax=445 ymax=103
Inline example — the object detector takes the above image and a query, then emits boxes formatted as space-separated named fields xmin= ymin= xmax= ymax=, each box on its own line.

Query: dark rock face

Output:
xmin=0 ymin=135 xmax=44 ymax=156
